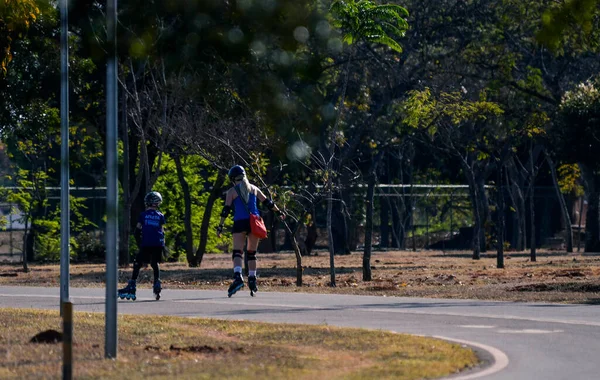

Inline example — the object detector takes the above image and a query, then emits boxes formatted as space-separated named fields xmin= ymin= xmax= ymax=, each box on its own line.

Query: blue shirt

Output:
xmin=233 ymin=188 xmax=259 ymax=221
xmin=137 ymin=209 xmax=165 ymax=247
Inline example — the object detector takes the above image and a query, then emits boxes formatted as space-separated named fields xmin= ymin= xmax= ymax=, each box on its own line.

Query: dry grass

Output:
xmin=0 ymin=308 xmax=477 ymax=379
xmin=2 ymin=250 xmax=600 ymax=303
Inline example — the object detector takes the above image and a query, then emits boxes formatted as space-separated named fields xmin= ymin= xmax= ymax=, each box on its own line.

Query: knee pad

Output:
xmin=247 ymin=250 xmax=257 ymax=261
xmin=232 ymin=249 xmax=243 ymax=260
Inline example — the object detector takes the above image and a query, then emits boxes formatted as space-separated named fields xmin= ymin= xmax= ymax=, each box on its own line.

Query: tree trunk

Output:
xmin=496 ymin=164 xmax=505 ymax=269
xmin=476 ymin=175 xmax=489 ymax=252
xmin=529 ymin=146 xmax=537 ymax=262
xmin=195 ymin=171 xmax=226 ymax=267
xmin=363 ymin=173 xmax=376 ymax=281
xmin=282 ymin=220 xmax=304 ymax=286
xmin=577 ymin=196 xmax=584 ymax=252
xmin=505 ymin=170 xmax=524 ymax=251
xmin=119 ymin=90 xmax=131 ymax=266
xmin=305 ymin=210 xmax=318 ymax=256
xmin=327 ymin=184 xmax=336 ymax=287
xmin=331 ymin=201 xmax=350 ymax=255
xmin=22 ymin=215 xmax=29 ymax=272
xmin=546 ymin=154 xmax=573 ymax=252
xmin=363 ymin=151 xmax=383 ymax=280
xmin=380 ymin=193 xmax=390 ymax=249
xmin=580 ymin=163 xmax=600 ymax=252
xmin=464 ymin=166 xmax=481 ymax=260
xmin=390 ymin=198 xmax=400 ymax=248
xmin=174 ymin=155 xmax=194 ymax=266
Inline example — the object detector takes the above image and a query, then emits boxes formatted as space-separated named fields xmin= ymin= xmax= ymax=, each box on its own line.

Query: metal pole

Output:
xmin=9 ymin=213 xmax=13 ymax=256
xmin=62 ymin=300 xmax=73 ymax=380
xmin=105 ymin=0 xmax=119 ymax=359
xmin=60 ymin=0 xmax=70 ymax=315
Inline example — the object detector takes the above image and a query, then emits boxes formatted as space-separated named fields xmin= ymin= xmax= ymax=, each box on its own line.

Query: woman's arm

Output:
xmin=256 ymin=187 xmax=284 ymax=216
xmin=216 ymin=189 xmax=233 ymax=237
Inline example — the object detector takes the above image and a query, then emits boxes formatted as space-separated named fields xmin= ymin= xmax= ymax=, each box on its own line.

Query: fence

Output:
xmin=0 ymin=187 xmax=106 ymax=264
xmin=0 ymin=184 xmax=580 ymax=263
xmin=288 ymin=184 xmax=573 ymax=253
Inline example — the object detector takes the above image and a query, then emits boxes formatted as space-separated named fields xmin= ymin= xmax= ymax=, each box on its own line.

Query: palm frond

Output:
xmin=369 ymin=35 xmax=403 ymax=53
xmin=381 ymin=21 xmax=408 ymax=38
xmin=372 ymin=4 xmax=409 ymax=17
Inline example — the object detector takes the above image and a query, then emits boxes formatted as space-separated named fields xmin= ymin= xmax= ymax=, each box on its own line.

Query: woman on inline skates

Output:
xmin=216 ymin=165 xmax=285 ymax=297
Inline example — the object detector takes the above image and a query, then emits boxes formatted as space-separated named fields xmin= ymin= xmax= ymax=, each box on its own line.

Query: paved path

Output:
xmin=1 ymin=285 xmax=599 ymax=379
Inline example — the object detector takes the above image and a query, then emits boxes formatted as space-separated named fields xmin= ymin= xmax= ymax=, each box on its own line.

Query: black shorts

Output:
xmin=232 ymin=219 xmax=251 ymax=234
xmin=136 ymin=246 xmax=164 ymax=264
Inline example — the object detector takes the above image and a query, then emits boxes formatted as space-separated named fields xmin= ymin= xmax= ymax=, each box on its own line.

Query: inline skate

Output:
xmin=227 ymin=272 xmax=244 ymax=298
xmin=118 ymin=280 xmax=137 ymax=301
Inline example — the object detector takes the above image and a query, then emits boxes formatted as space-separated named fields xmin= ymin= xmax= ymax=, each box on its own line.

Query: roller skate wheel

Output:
xmin=131 ymin=295 xmax=136 ymax=301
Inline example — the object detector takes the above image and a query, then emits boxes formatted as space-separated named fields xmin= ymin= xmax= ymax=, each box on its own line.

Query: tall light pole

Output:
xmin=60 ymin=1 xmax=73 ymax=378
xmin=60 ymin=0 xmax=70 ymax=312
xmin=105 ymin=0 xmax=119 ymax=359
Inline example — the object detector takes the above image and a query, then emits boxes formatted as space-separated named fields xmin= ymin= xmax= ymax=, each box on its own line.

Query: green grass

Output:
xmin=0 ymin=308 xmax=478 ymax=379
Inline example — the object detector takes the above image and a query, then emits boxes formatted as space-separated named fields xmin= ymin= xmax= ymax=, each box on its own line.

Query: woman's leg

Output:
xmin=246 ymin=234 xmax=260 ymax=275
xmin=228 ymin=232 xmax=247 ymax=295
xmin=232 ymin=232 xmax=246 ymax=272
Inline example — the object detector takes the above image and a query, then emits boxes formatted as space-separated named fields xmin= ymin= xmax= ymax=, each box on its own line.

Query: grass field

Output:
xmin=0 ymin=308 xmax=478 ymax=379
xmin=1 ymin=249 xmax=600 ymax=303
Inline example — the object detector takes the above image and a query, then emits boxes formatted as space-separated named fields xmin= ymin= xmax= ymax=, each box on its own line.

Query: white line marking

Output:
xmin=433 ymin=336 xmax=509 ymax=380
xmin=364 ymin=307 xmax=600 ymax=328
xmin=496 ymin=329 xmax=563 ymax=334
xmin=460 ymin=325 xmax=496 ymax=329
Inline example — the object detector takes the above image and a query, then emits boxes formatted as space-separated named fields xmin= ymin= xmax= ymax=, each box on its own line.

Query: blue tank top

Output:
xmin=233 ymin=187 xmax=259 ymax=221
xmin=137 ymin=209 xmax=165 ymax=247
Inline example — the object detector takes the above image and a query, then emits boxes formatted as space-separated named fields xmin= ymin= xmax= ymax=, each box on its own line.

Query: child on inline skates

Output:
xmin=118 ymin=191 xmax=166 ymax=300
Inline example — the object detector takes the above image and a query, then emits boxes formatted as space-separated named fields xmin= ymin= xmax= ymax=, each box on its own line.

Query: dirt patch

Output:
xmin=30 ymin=329 xmax=62 ymax=344
xmin=510 ymin=282 xmax=600 ymax=293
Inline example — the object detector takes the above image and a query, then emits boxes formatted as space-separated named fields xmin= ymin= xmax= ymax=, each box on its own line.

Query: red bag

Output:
xmin=250 ymin=213 xmax=268 ymax=239
xmin=234 ymin=184 xmax=268 ymax=239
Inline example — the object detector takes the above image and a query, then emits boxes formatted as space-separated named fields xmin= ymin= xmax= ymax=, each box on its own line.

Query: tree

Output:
xmin=327 ymin=0 xmax=409 ymax=285
xmin=0 ymin=0 xmax=43 ymax=74
xmin=403 ymin=88 xmax=504 ymax=260
xmin=556 ymin=77 xmax=600 ymax=252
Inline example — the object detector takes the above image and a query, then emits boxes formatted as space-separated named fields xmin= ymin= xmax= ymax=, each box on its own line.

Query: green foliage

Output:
xmin=2 ymin=168 xmax=96 ymax=261
xmin=330 ymin=0 xmax=409 ymax=53
xmin=557 ymin=164 xmax=584 ymax=196
xmin=0 ymin=0 xmax=44 ymax=74
xmin=556 ymin=77 xmax=600 ymax=169
xmin=403 ymin=88 xmax=504 ymax=140
xmin=153 ymin=154 xmax=231 ymax=257
xmin=538 ymin=0 xmax=600 ymax=51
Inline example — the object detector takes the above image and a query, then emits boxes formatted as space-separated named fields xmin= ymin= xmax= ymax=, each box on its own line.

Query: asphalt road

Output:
xmin=1 ymin=285 xmax=599 ymax=380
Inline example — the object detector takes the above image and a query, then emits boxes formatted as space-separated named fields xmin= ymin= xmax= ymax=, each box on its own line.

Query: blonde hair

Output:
xmin=235 ymin=176 xmax=252 ymax=203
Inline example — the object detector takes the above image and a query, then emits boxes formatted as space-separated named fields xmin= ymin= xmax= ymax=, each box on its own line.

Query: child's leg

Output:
xmin=131 ymin=249 xmax=146 ymax=281
xmin=148 ymin=246 xmax=162 ymax=282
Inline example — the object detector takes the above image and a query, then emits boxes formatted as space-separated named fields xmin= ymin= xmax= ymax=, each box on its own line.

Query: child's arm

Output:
xmin=134 ymin=222 xmax=142 ymax=246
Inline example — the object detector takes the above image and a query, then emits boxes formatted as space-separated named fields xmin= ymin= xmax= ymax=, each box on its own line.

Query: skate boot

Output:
xmin=248 ymin=276 xmax=258 ymax=297
xmin=118 ymin=280 xmax=137 ymax=301
xmin=153 ymin=279 xmax=162 ymax=300
xmin=227 ymin=272 xmax=244 ymax=298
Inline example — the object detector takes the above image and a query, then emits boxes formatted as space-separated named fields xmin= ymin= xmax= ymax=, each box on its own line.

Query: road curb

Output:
xmin=433 ymin=335 xmax=509 ymax=379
